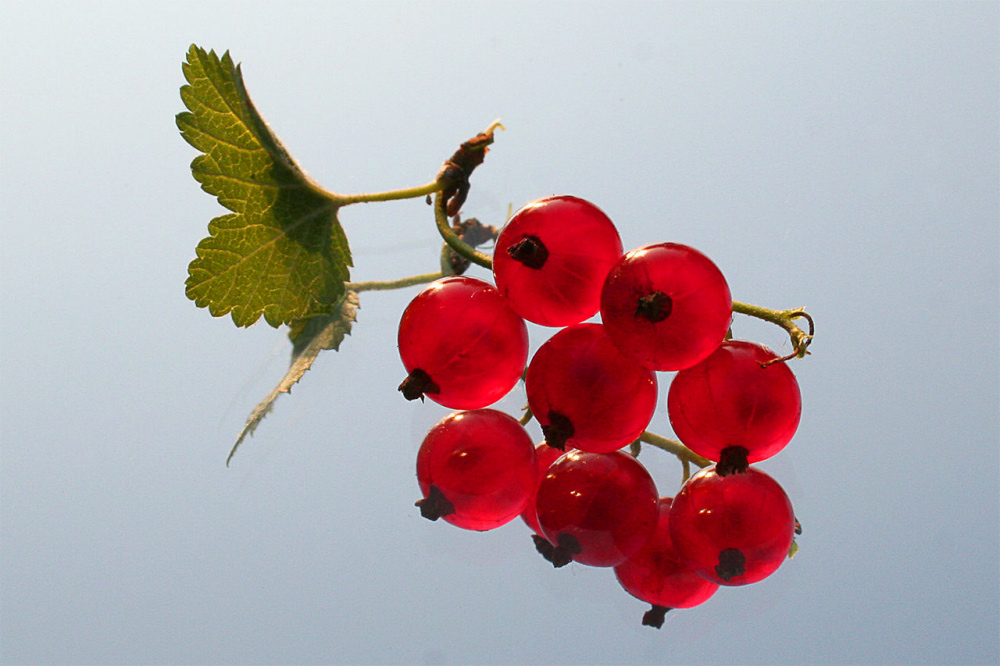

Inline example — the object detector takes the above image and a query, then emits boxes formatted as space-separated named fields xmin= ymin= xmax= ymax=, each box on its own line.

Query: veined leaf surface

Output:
xmin=178 ymin=45 xmax=351 ymax=327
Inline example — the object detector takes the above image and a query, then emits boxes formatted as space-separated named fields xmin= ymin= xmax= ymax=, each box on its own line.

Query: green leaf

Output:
xmin=178 ymin=45 xmax=352 ymax=327
xmin=227 ymin=291 xmax=360 ymax=465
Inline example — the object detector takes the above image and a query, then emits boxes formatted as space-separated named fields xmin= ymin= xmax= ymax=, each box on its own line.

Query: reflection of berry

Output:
xmin=534 ymin=450 xmax=658 ymax=567
xmin=614 ymin=497 xmax=719 ymax=628
xmin=520 ymin=442 xmax=567 ymax=536
xmin=415 ymin=410 xmax=537 ymax=531
xmin=600 ymin=243 xmax=732 ymax=371
xmin=669 ymin=466 xmax=794 ymax=586
xmin=525 ymin=323 xmax=657 ymax=453
xmin=397 ymin=276 xmax=528 ymax=409
xmin=668 ymin=340 xmax=801 ymax=466
xmin=493 ymin=196 xmax=623 ymax=327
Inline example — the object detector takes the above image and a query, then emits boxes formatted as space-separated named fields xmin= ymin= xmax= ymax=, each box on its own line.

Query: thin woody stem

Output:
xmin=731 ymin=301 xmax=814 ymax=362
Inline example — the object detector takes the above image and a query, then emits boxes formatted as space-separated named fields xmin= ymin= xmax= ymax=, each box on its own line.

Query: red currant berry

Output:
xmin=534 ymin=450 xmax=658 ymax=567
xmin=493 ymin=195 xmax=624 ymax=327
xmin=520 ymin=442 xmax=567 ymax=535
xmin=614 ymin=497 xmax=719 ymax=628
xmin=415 ymin=409 xmax=537 ymax=531
xmin=397 ymin=276 xmax=528 ymax=410
xmin=668 ymin=340 xmax=802 ymax=467
xmin=669 ymin=466 xmax=794 ymax=586
xmin=525 ymin=323 xmax=658 ymax=453
xmin=600 ymin=243 xmax=732 ymax=371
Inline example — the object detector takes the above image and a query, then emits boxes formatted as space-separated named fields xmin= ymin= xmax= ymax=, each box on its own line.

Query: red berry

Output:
xmin=614 ymin=497 xmax=719 ymax=627
xmin=520 ymin=442 xmax=568 ymax=536
xmin=534 ymin=450 xmax=658 ymax=567
xmin=600 ymin=243 xmax=732 ymax=371
xmin=493 ymin=195 xmax=624 ymax=327
xmin=525 ymin=323 xmax=658 ymax=453
xmin=668 ymin=340 xmax=802 ymax=467
xmin=397 ymin=276 xmax=528 ymax=410
xmin=669 ymin=466 xmax=794 ymax=586
xmin=415 ymin=410 xmax=537 ymax=531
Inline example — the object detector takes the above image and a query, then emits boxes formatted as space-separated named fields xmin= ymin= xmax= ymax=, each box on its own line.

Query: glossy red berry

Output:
xmin=525 ymin=323 xmax=658 ymax=453
xmin=520 ymin=442 xmax=567 ymax=536
xmin=669 ymin=466 xmax=794 ymax=586
xmin=668 ymin=340 xmax=802 ymax=468
xmin=600 ymin=243 xmax=732 ymax=371
xmin=397 ymin=276 xmax=528 ymax=410
xmin=415 ymin=409 xmax=537 ymax=531
xmin=614 ymin=497 xmax=719 ymax=627
xmin=493 ymin=195 xmax=624 ymax=327
xmin=534 ymin=450 xmax=658 ymax=567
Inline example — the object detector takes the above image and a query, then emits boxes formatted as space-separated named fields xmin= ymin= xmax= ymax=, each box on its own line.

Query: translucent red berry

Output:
xmin=415 ymin=409 xmax=537 ymax=531
xmin=614 ymin=497 xmax=719 ymax=627
xmin=600 ymin=243 xmax=732 ymax=371
xmin=397 ymin=276 xmax=528 ymax=410
xmin=668 ymin=340 xmax=802 ymax=467
xmin=525 ymin=323 xmax=657 ymax=453
xmin=493 ymin=195 xmax=624 ymax=327
xmin=534 ymin=450 xmax=658 ymax=567
xmin=669 ymin=466 xmax=794 ymax=586
xmin=520 ymin=442 xmax=567 ymax=536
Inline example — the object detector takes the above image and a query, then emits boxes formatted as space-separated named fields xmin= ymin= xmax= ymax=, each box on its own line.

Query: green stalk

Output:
xmin=434 ymin=192 xmax=493 ymax=270
xmin=347 ymin=271 xmax=443 ymax=293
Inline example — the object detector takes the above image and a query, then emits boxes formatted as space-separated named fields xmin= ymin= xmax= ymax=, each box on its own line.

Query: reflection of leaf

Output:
xmin=178 ymin=45 xmax=352 ymax=328
xmin=227 ymin=291 xmax=360 ymax=465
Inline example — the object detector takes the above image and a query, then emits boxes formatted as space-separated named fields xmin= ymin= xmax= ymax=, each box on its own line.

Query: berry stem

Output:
xmin=434 ymin=192 xmax=493 ymax=270
xmin=638 ymin=431 xmax=712 ymax=468
xmin=519 ymin=406 xmax=534 ymax=426
xmin=731 ymin=301 xmax=814 ymax=362
xmin=346 ymin=271 xmax=444 ymax=293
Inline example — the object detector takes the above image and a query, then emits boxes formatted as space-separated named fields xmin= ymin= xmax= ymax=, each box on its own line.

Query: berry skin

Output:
xmin=525 ymin=323 xmax=658 ymax=453
xmin=669 ymin=466 xmax=794 ymax=586
xmin=600 ymin=243 xmax=732 ymax=371
xmin=493 ymin=195 xmax=624 ymax=327
xmin=534 ymin=450 xmax=659 ymax=567
xmin=614 ymin=497 xmax=719 ymax=628
xmin=520 ymin=442 xmax=568 ymax=536
xmin=397 ymin=276 xmax=528 ymax=410
xmin=415 ymin=410 xmax=537 ymax=531
xmin=668 ymin=340 xmax=802 ymax=467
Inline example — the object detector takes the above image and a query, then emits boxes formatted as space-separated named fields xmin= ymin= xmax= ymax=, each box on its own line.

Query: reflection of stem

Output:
xmin=347 ymin=272 xmax=443 ymax=293
xmin=434 ymin=193 xmax=493 ymax=269
xmin=639 ymin=431 xmax=712 ymax=468
xmin=732 ymin=301 xmax=814 ymax=362
xmin=338 ymin=180 xmax=443 ymax=206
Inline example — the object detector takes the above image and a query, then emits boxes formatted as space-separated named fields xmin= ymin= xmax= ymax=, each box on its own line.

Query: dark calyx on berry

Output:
xmin=416 ymin=485 xmax=455 ymax=521
xmin=642 ymin=605 xmax=671 ymax=629
xmin=635 ymin=291 xmax=673 ymax=323
xmin=540 ymin=411 xmax=574 ymax=450
xmin=715 ymin=548 xmax=747 ymax=582
xmin=507 ymin=235 xmax=549 ymax=269
xmin=716 ymin=446 xmax=750 ymax=476
xmin=532 ymin=533 xmax=581 ymax=568
xmin=398 ymin=368 xmax=440 ymax=402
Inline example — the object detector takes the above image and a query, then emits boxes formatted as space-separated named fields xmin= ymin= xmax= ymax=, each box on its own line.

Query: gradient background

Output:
xmin=2 ymin=2 xmax=997 ymax=664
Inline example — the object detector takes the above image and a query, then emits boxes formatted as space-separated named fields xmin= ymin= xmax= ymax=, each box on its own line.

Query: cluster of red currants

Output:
xmin=397 ymin=196 xmax=802 ymax=627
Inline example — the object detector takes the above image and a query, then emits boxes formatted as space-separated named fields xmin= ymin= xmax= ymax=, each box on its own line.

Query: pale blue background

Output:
xmin=2 ymin=2 xmax=998 ymax=664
